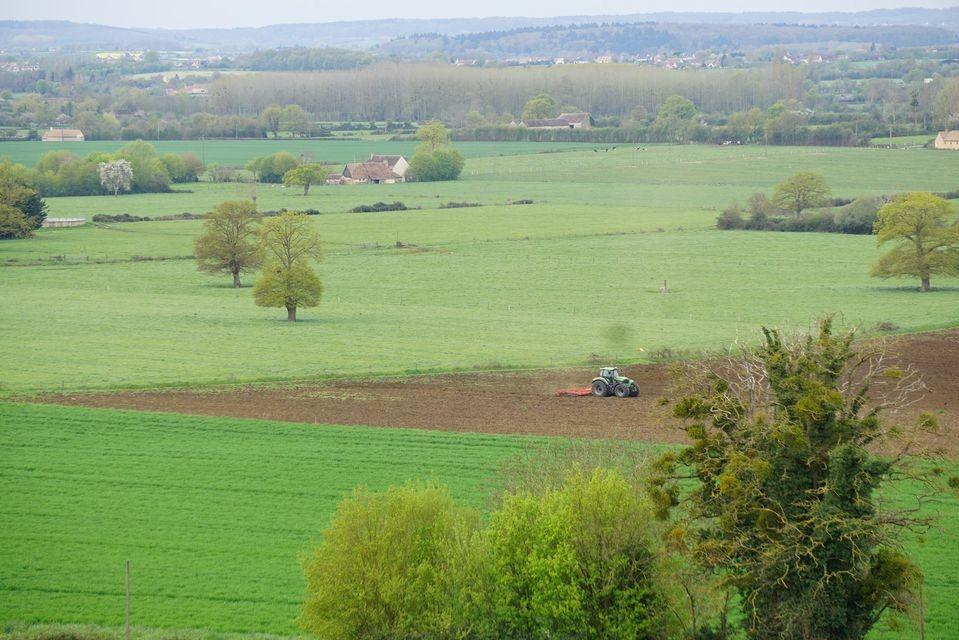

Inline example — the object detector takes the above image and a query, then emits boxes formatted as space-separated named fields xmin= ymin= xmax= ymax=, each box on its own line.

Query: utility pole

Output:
xmin=125 ymin=560 xmax=131 ymax=640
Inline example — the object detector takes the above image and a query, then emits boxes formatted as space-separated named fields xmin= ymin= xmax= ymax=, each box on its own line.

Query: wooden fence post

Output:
xmin=125 ymin=560 xmax=131 ymax=640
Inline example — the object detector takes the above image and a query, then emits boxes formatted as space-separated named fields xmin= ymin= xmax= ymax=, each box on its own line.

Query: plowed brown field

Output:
xmin=42 ymin=330 xmax=958 ymax=454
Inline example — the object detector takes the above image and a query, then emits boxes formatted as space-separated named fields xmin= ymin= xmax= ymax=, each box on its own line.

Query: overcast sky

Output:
xmin=3 ymin=0 xmax=957 ymax=29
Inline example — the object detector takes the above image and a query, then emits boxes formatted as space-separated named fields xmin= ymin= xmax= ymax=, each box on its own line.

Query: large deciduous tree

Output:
xmin=650 ymin=318 xmax=935 ymax=640
xmin=259 ymin=104 xmax=283 ymax=138
xmin=416 ymin=121 xmax=450 ymax=151
xmin=871 ymin=192 xmax=959 ymax=292
xmin=283 ymin=163 xmax=327 ymax=195
xmin=521 ymin=92 xmax=558 ymax=120
xmin=772 ymin=171 xmax=831 ymax=216
xmin=253 ymin=211 xmax=323 ymax=321
xmin=97 ymin=159 xmax=133 ymax=196
xmin=194 ymin=200 xmax=262 ymax=288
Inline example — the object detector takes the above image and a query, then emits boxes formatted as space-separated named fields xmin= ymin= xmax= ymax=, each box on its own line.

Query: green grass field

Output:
xmin=2 ymin=144 xmax=958 ymax=392
xmin=0 ymin=139 xmax=598 ymax=168
xmin=0 ymin=403 xmax=955 ymax=638
xmin=868 ymin=134 xmax=936 ymax=148
xmin=2 ymin=142 xmax=959 ymax=638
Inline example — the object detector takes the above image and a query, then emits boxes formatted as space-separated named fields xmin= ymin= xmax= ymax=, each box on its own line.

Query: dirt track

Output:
xmin=43 ymin=330 xmax=959 ymax=454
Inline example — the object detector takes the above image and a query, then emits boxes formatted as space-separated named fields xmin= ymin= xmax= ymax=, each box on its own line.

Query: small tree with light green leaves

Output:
xmin=253 ymin=211 xmax=323 ymax=321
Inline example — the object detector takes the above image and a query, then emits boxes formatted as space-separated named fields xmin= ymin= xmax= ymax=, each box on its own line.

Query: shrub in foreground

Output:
xmin=300 ymin=471 xmax=679 ymax=640
xmin=300 ymin=483 xmax=480 ymax=640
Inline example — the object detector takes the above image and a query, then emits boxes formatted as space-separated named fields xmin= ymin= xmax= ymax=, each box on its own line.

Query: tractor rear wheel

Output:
xmin=591 ymin=380 xmax=610 ymax=397
xmin=614 ymin=384 xmax=630 ymax=398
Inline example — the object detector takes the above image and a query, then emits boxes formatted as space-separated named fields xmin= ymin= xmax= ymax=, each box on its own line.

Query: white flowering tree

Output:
xmin=98 ymin=159 xmax=134 ymax=196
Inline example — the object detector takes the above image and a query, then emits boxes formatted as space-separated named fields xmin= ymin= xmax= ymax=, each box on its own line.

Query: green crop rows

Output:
xmin=1 ymin=403 xmax=956 ymax=638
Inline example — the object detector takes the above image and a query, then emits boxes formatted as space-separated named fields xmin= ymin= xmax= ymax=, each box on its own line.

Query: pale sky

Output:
xmin=1 ymin=0 xmax=957 ymax=29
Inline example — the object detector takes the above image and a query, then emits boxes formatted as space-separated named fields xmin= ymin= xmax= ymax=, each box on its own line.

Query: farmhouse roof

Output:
xmin=369 ymin=154 xmax=406 ymax=169
xmin=938 ymin=130 xmax=959 ymax=142
xmin=41 ymin=128 xmax=84 ymax=139
xmin=558 ymin=112 xmax=591 ymax=124
xmin=344 ymin=161 xmax=401 ymax=181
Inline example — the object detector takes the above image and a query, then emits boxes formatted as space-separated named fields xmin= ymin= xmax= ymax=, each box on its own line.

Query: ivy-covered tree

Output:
xmin=651 ymin=318 xmax=936 ymax=640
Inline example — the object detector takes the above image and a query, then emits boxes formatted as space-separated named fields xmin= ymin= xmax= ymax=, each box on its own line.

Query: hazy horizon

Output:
xmin=3 ymin=0 xmax=958 ymax=30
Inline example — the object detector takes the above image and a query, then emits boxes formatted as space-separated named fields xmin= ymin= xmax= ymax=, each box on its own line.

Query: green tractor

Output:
xmin=591 ymin=367 xmax=639 ymax=398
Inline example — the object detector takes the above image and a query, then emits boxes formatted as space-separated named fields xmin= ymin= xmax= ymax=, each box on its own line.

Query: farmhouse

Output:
xmin=510 ymin=112 xmax=593 ymax=130
xmin=328 ymin=155 xmax=408 ymax=184
xmin=41 ymin=128 xmax=85 ymax=142
xmin=934 ymin=130 xmax=959 ymax=150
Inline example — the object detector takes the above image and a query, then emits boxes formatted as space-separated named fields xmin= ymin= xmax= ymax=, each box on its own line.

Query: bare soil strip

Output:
xmin=42 ymin=331 xmax=958 ymax=455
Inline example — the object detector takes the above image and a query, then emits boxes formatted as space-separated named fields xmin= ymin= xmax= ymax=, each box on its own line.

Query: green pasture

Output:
xmin=0 ymin=139 xmax=597 ymax=168
xmin=2 ymin=144 xmax=959 ymax=392
xmin=868 ymin=134 xmax=936 ymax=148
xmin=0 ymin=403 xmax=955 ymax=638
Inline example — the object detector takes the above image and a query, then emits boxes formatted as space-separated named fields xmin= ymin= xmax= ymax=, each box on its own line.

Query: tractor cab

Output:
xmin=591 ymin=366 xmax=639 ymax=398
xmin=599 ymin=367 xmax=621 ymax=380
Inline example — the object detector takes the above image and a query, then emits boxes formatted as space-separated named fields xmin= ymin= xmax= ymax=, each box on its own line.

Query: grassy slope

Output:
xmin=0 ymin=139 xmax=597 ymax=167
xmin=0 ymin=403 xmax=955 ymax=638
xmin=1 ymin=145 xmax=958 ymax=392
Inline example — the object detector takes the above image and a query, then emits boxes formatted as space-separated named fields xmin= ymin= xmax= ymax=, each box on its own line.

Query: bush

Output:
xmin=91 ymin=213 xmax=151 ymax=223
xmin=408 ymin=147 xmax=465 ymax=182
xmin=480 ymin=469 xmax=675 ymax=640
xmin=439 ymin=201 xmax=481 ymax=209
xmin=716 ymin=203 xmax=744 ymax=229
xmin=834 ymin=196 xmax=886 ymax=234
xmin=349 ymin=201 xmax=408 ymax=213
xmin=300 ymin=482 xmax=480 ymax=640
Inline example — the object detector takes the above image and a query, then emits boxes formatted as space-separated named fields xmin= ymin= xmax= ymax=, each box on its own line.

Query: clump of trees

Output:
xmin=194 ymin=200 xmax=263 ymax=287
xmin=716 ymin=173 xmax=888 ymax=234
xmin=301 ymin=470 xmax=682 ymax=640
xmin=253 ymin=211 xmax=324 ymax=321
xmin=0 ymin=141 xmax=202 ymax=198
xmin=407 ymin=122 xmax=465 ymax=182
xmin=245 ymin=152 xmax=300 ymax=183
xmin=871 ymin=192 xmax=959 ymax=291
xmin=298 ymin=320 xmax=941 ymax=640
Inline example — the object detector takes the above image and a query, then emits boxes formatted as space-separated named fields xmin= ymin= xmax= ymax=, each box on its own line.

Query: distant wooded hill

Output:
xmin=377 ymin=22 xmax=958 ymax=60
xmin=1 ymin=6 xmax=958 ymax=52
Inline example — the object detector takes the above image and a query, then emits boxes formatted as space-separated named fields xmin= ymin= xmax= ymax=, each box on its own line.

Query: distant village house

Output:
xmin=41 ymin=128 xmax=85 ymax=142
xmin=510 ymin=112 xmax=593 ymax=130
xmin=326 ymin=154 xmax=408 ymax=184
xmin=934 ymin=130 xmax=959 ymax=150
